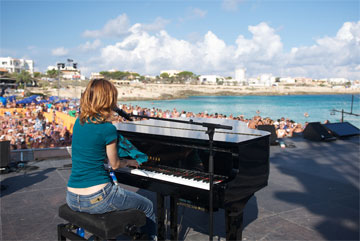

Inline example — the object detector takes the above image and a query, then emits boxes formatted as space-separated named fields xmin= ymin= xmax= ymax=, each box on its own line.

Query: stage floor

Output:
xmin=1 ymin=136 xmax=359 ymax=240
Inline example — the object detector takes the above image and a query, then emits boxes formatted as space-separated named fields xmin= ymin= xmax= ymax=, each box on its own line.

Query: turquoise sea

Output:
xmin=122 ymin=94 xmax=360 ymax=128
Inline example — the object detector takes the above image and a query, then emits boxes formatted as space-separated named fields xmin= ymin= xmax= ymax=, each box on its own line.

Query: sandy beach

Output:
xmin=30 ymin=83 xmax=360 ymax=101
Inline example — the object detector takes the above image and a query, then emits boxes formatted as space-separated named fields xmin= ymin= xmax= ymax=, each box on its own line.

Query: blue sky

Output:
xmin=1 ymin=0 xmax=359 ymax=79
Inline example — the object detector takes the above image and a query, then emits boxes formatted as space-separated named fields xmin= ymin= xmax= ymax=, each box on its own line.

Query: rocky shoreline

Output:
xmin=29 ymin=84 xmax=360 ymax=101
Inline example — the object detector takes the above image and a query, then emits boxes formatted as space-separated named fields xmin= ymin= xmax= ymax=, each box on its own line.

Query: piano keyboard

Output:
xmin=116 ymin=165 xmax=227 ymax=190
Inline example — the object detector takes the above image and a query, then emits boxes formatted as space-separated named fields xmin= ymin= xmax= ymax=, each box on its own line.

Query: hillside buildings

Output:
xmin=235 ymin=68 xmax=246 ymax=85
xmin=328 ymin=78 xmax=349 ymax=84
xmin=160 ymin=70 xmax=181 ymax=77
xmin=47 ymin=64 xmax=85 ymax=80
xmin=0 ymin=57 xmax=34 ymax=75
xmin=199 ymin=75 xmax=225 ymax=84
xmin=89 ymin=72 xmax=104 ymax=80
xmin=1 ymin=56 xmax=353 ymax=88
xmin=0 ymin=68 xmax=16 ymax=91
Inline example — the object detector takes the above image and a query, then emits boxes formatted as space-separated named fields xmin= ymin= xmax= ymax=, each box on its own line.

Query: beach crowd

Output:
xmin=122 ymin=104 xmax=306 ymax=138
xmin=1 ymin=96 xmax=311 ymax=151
xmin=0 ymin=98 xmax=73 ymax=150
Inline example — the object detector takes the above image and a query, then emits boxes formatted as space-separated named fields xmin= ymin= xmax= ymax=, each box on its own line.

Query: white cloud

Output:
xmin=140 ymin=17 xmax=170 ymax=32
xmin=83 ymin=21 xmax=360 ymax=80
xmin=96 ymin=21 xmax=283 ymax=76
xmin=179 ymin=7 xmax=207 ymax=23
xmin=191 ymin=8 xmax=207 ymax=18
xmin=235 ymin=22 xmax=283 ymax=60
xmin=199 ymin=31 xmax=235 ymax=71
xmin=283 ymin=21 xmax=360 ymax=78
xmin=79 ymin=39 xmax=102 ymax=52
xmin=99 ymin=29 xmax=195 ymax=74
xmin=83 ymin=14 xmax=130 ymax=38
xmin=27 ymin=45 xmax=38 ymax=54
xmin=82 ymin=14 xmax=169 ymax=39
xmin=51 ymin=47 xmax=68 ymax=56
xmin=222 ymin=0 xmax=245 ymax=11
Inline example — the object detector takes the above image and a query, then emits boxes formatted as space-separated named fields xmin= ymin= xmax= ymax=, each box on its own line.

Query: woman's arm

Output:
xmin=106 ymin=140 xmax=139 ymax=169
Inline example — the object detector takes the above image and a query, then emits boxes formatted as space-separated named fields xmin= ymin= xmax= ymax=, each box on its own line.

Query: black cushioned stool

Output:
xmin=58 ymin=204 xmax=146 ymax=240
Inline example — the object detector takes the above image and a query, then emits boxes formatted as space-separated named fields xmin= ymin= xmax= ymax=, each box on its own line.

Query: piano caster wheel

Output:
xmin=136 ymin=233 xmax=149 ymax=240
xmin=126 ymin=224 xmax=146 ymax=240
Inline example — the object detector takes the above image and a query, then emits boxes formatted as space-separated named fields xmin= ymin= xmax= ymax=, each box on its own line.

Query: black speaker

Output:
xmin=323 ymin=122 xmax=360 ymax=137
xmin=257 ymin=125 xmax=278 ymax=145
xmin=0 ymin=141 xmax=11 ymax=167
xmin=303 ymin=122 xmax=336 ymax=141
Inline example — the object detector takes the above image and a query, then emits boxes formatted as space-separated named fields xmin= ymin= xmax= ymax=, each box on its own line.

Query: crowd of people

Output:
xmin=120 ymin=104 xmax=307 ymax=138
xmin=0 ymin=98 xmax=74 ymax=150
xmin=0 ymin=95 xmax=314 ymax=151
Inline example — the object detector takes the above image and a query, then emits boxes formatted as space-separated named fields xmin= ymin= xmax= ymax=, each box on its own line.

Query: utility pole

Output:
xmin=67 ymin=59 xmax=78 ymax=98
xmin=57 ymin=62 xmax=65 ymax=97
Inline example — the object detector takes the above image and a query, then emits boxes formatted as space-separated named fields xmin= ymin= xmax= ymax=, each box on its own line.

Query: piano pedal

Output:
xmin=177 ymin=199 xmax=219 ymax=212
xmin=178 ymin=202 xmax=205 ymax=212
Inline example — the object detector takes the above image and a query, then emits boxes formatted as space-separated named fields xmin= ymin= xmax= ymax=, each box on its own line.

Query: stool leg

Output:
xmin=57 ymin=224 xmax=66 ymax=241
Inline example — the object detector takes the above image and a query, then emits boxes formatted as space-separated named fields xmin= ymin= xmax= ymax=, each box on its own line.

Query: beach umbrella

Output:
xmin=28 ymin=95 xmax=39 ymax=100
xmin=49 ymin=96 xmax=59 ymax=102
xmin=26 ymin=98 xmax=36 ymax=103
xmin=6 ymin=95 xmax=16 ymax=102
xmin=55 ymin=99 xmax=69 ymax=104
xmin=16 ymin=99 xmax=30 ymax=104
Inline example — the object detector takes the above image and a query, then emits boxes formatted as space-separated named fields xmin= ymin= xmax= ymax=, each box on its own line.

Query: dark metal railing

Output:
xmin=330 ymin=95 xmax=360 ymax=122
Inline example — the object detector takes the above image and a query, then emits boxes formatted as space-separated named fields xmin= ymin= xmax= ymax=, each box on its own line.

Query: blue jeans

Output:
xmin=66 ymin=183 xmax=156 ymax=239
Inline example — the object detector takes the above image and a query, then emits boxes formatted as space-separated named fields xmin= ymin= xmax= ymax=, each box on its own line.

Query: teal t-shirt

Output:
xmin=68 ymin=118 xmax=117 ymax=188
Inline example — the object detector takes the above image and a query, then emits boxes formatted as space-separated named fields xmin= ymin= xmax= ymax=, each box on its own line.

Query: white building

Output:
xmin=295 ymin=77 xmax=313 ymax=84
xmin=223 ymin=78 xmax=239 ymax=86
xmin=279 ymin=77 xmax=296 ymax=84
xmin=144 ymin=75 xmax=156 ymax=80
xmin=199 ymin=75 xmax=225 ymax=85
xmin=247 ymin=74 xmax=275 ymax=86
xmin=328 ymin=78 xmax=349 ymax=84
xmin=48 ymin=64 xmax=82 ymax=80
xmin=160 ymin=70 xmax=181 ymax=77
xmin=0 ymin=57 xmax=34 ymax=75
xmin=260 ymin=74 xmax=275 ymax=86
xmin=247 ymin=77 xmax=259 ymax=86
xmin=235 ymin=68 xmax=246 ymax=84
xmin=90 ymin=72 xmax=104 ymax=80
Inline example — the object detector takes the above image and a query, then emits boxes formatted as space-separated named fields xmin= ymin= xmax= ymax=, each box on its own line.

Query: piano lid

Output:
xmin=114 ymin=117 xmax=270 ymax=143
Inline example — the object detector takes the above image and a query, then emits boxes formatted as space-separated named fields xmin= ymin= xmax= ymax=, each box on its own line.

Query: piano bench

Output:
xmin=57 ymin=204 xmax=146 ymax=240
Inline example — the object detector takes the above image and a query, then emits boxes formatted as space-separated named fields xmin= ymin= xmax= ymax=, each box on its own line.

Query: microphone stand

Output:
xmin=130 ymin=114 xmax=232 ymax=241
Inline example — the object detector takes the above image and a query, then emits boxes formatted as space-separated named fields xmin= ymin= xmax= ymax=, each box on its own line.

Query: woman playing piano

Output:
xmin=66 ymin=79 xmax=156 ymax=240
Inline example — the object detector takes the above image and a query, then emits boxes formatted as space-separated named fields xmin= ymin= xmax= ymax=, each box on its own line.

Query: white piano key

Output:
xmin=116 ymin=167 xmax=223 ymax=190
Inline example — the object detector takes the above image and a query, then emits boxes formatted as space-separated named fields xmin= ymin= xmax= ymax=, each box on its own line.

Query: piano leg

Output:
xmin=157 ymin=193 xmax=166 ymax=241
xmin=225 ymin=195 xmax=253 ymax=241
xmin=225 ymin=210 xmax=243 ymax=240
xmin=170 ymin=196 xmax=178 ymax=240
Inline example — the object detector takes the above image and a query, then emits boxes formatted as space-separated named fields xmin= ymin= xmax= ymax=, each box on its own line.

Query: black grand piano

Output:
xmin=114 ymin=118 xmax=270 ymax=240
